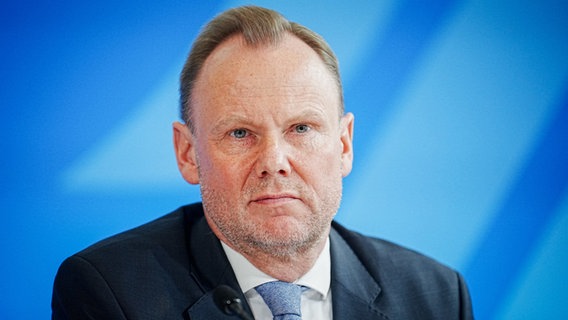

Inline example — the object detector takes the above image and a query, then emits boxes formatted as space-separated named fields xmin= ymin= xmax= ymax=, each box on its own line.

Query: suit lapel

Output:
xmin=182 ymin=205 xmax=388 ymax=319
xmin=330 ymin=227 xmax=389 ymax=320
xmin=183 ymin=209 xmax=253 ymax=319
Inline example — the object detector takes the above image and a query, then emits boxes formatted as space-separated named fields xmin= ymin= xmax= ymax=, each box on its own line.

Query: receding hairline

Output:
xmin=196 ymin=32 xmax=338 ymax=85
xmin=179 ymin=5 xmax=344 ymax=128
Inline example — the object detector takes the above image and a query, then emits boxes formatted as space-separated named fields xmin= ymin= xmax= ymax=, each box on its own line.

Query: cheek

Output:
xmin=197 ymin=146 xmax=252 ymax=191
xmin=296 ymin=141 xmax=343 ymax=185
xmin=310 ymin=134 xmax=342 ymax=166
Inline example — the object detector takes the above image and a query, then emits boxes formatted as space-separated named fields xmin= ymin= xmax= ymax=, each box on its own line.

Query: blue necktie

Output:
xmin=255 ymin=281 xmax=302 ymax=320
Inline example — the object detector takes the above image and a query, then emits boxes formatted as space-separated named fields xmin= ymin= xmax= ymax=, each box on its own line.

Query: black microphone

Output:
xmin=212 ymin=285 xmax=254 ymax=320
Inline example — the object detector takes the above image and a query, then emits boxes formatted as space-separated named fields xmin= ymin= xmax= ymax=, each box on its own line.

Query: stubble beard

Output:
xmin=200 ymin=178 xmax=342 ymax=260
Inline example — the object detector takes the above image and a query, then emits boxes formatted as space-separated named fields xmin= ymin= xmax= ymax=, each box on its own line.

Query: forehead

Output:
xmin=192 ymin=33 xmax=340 ymax=115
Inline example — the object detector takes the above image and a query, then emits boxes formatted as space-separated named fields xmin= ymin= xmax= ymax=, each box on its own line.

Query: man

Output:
xmin=52 ymin=5 xmax=473 ymax=319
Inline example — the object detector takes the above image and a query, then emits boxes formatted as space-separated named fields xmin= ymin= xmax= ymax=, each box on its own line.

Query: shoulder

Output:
xmin=76 ymin=203 xmax=201 ymax=261
xmin=331 ymin=220 xmax=455 ymax=277
xmin=52 ymin=203 xmax=206 ymax=319
xmin=80 ymin=203 xmax=204 ymax=255
xmin=331 ymin=221 xmax=473 ymax=318
xmin=62 ymin=203 xmax=207 ymax=280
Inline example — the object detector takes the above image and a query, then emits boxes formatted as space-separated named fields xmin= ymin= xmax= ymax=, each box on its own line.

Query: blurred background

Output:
xmin=2 ymin=0 xmax=567 ymax=318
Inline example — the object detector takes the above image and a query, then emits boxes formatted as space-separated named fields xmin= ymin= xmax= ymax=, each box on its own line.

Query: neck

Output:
xmin=205 ymin=214 xmax=332 ymax=282
xmin=240 ymin=236 xmax=328 ymax=282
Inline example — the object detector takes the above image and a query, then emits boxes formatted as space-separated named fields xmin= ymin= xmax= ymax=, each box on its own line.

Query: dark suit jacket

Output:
xmin=52 ymin=203 xmax=473 ymax=319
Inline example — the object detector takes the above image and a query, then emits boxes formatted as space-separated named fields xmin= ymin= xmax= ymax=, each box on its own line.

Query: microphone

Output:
xmin=212 ymin=285 xmax=254 ymax=320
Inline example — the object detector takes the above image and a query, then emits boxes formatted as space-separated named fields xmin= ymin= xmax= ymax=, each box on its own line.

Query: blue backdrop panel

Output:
xmin=2 ymin=0 xmax=567 ymax=318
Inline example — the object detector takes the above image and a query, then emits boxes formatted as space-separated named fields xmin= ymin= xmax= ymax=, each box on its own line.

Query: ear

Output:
xmin=339 ymin=113 xmax=354 ymax=177
xmin=173 ymin=121 xmax=200 ymax=184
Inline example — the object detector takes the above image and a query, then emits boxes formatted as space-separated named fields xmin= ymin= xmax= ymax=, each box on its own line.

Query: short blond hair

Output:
xmin=179 ymin=5 xmax=343 ymax=130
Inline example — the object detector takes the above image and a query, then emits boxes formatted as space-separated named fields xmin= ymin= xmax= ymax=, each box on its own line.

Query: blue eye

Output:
xmin=230 ymin=128 xmax=248 ymax=139
xmin=295 ymin=124 xmax=310 ymax=133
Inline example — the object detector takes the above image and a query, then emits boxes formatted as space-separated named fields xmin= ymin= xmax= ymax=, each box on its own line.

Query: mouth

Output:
xmin=250 ymin=193 xmax=300 ymax=205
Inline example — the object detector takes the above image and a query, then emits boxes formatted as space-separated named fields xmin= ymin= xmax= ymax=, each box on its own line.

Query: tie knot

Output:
xmin=255 ymin=281 xmax=302 ymax=319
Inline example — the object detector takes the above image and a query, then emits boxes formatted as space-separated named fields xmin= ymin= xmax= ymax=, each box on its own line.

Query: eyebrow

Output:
xmin=288 ymin=108 xmax=328 ymax=123
xmin=208 ymin=106 xmax=331 ymax=135
xmin=209 ymin=114 xmax=252 ymax=136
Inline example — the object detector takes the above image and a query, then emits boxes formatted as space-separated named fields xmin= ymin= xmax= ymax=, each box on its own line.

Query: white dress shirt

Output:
xmin=221 ymin=238 xmax=333 ymax=320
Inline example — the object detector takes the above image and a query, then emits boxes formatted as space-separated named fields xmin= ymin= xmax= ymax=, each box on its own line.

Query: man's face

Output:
xmin=175 ymin=33 xmax=354 ymax=258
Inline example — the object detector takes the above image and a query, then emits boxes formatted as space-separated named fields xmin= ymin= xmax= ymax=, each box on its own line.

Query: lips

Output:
xmin=251 ymin=193 xmax=299 ymax=204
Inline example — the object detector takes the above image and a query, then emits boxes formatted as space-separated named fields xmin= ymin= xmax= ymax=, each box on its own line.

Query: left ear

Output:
xmin=339 ymin=112 xmax=354 ymax=177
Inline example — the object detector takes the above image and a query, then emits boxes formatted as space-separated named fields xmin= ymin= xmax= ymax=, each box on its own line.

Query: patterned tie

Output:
xmin=255 ymin=281 xmax=302 ymax=320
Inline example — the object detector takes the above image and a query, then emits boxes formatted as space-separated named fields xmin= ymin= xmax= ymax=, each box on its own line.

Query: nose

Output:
xmin=255 ymin=136 xmax=291 ymax=178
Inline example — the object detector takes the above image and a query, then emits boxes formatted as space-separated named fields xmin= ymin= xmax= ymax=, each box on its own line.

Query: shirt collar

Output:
xmin=221 ymin=238 xmax=331 ymax=298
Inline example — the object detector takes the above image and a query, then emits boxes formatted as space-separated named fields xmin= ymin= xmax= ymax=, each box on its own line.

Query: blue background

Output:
xmin=2 ymin=0 xmax=567 ymax=318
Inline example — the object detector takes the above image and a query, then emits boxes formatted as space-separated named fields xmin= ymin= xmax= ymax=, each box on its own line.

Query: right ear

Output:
xmin=172 ymin=121 xmax=200 ymax=184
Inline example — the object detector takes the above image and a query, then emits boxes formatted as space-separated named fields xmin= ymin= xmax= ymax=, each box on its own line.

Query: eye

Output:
xmin=230 ymin=128 xmax=249 ymax=139
xmin=294 ymin=124 xmax=310 ymax=134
